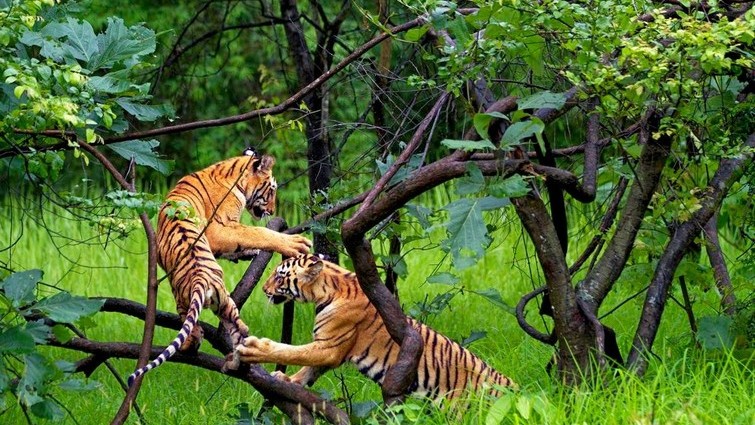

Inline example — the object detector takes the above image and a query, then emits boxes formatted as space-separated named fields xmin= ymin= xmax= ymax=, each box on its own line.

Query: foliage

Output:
xmin=0 ymin=269 xmax=103 ymax=421
xmin=0 ymin=0 xmax=174 ymax=149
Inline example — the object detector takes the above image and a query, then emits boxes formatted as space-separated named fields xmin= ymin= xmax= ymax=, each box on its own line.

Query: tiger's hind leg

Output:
xmin=216 ymin=293 xmax=249 ymax=372
xmin=176 ymin=308 xmax=204 ymax=354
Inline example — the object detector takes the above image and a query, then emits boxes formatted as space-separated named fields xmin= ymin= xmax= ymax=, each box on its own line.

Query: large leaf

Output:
xmin=30 ymin=399 xmax=65 ymax=421
xmin=41 ymin=18 xmax=98 ymax=64
xmin=107 ymin=140 xmax=175 ymax=175
xmin=501 ymin=119 xmax=545 ymax=147
xmin=116 ymin=98 xmax=173 ymax=121
xmin=489 ymin=175 xmax=531 ymax=198
xmin=1 ymin=269 xmax=41 ymax=308
xmin=486 ymin=393 xmax=515 ymax=425
xmin=89 ymin=17 xmax=156 ymax=70
xmin=440 ymin=139 xmax=496 ymax=151
xmin=697 ymin=316 xmax=734 ymax=350
xmin=517 ymin=90 xmax=569 ymax=110
xmin=0 ymin=326 xmax=36 ymax=353
xmin=32 ymin=292 xmax=104 ymax=323
xmin=473 ymin=111 xmax=509 ymax=140
xmin=472 ymin=288 xmax=515 ymax=314
xmin=456 ymin=162 xmax=484 ymax=195
xmin=442 ymin=196 xmax=509 ymax=269
xmin=24 ymin=320 xmax=52 ymax=344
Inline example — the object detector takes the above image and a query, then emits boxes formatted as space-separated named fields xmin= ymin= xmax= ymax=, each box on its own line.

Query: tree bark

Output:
xmin=703 ymin=212 xmax=737 ymax=315
xmin=578 ymin=111 xmax=673 ymax=314
xmin=627 ymin=133 xmax=755 ymax=375
xmin=280 ymin=0 xmax=338 ymax=259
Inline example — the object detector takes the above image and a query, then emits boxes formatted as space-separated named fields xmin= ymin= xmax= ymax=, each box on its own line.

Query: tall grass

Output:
xmin=1 ymin=197 xmax=752 ymax=424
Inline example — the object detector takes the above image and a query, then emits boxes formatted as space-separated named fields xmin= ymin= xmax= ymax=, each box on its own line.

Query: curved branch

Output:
xmin=515 ymin=286 xmax=556 ymax=344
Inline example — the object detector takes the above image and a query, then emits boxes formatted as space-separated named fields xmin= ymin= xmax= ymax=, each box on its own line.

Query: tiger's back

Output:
xmin=243 ymin=254 xmax=516 ymax=401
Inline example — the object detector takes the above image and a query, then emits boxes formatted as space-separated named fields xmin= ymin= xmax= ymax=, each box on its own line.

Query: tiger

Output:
xmin=235 ymin=254 xmax=517 ymax=401
xmin=127 ymin=149 xmax=312 ymax=386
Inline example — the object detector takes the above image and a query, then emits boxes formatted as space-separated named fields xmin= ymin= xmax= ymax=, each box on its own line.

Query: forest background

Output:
xmin=0 ymin=0 xmax=753 ymax=424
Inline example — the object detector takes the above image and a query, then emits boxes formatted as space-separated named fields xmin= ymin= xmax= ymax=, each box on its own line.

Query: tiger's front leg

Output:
xmin=235 ymin=336 xmax=348 ymax=369
xmin=206 ymin=222 xmax=312 ymax=258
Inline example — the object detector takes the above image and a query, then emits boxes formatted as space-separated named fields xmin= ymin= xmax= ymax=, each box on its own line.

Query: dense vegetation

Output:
xmin=1 ymin=0 xmax=753 ymax=424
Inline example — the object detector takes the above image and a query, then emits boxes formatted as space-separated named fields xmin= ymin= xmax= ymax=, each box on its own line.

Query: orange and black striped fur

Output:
xmin=127 ymin=150 xmax=311 ymax=386
xmin=236 ymin=254 xmax=516 ymax=401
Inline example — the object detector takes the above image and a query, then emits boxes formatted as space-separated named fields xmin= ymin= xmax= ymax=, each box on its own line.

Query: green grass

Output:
xmin=1 ymin=199 xmax=753 ymax=424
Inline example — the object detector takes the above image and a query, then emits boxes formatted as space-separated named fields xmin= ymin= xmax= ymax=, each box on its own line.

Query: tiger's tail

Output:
xmin=127 ymin=285 xmax=205 ymax=387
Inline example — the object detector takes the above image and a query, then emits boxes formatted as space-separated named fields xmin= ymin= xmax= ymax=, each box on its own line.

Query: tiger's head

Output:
xmin=241 ymin=149 xmax=278 ymax=220
xmin=263 ymin=254 xmax=324 ymax=304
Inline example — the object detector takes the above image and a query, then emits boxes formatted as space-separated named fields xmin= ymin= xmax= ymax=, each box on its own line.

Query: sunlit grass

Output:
xmin=1 ymin=198 xmax=752 ymax=424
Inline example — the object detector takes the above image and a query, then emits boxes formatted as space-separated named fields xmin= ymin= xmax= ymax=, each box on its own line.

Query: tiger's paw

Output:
xmin=270 ymin=370 xmax=292 ymax=382
xmin=235 ymin=336 xmax=274 ymax=363
xmin=280 ymin=234 xmax=313 ymax=257
xmin=221 ymin=351 xmax=241 ymax=372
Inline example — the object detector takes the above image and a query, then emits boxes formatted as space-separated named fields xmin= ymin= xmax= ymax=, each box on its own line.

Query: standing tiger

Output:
xmin=235 ymin=254 xmax=517 ymax=401
xmin=127 ymin=149 xmax=312 ymax=386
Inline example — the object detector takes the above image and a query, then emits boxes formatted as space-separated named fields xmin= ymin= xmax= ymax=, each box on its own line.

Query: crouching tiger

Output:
xmin=127 ymin=149 xmax=312 ymax=386
xmin=235 ymin=254 xmax=516 ymax=401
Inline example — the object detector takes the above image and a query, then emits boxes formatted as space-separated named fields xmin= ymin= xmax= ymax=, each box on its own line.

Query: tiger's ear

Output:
xmin=299 ymin=255 xmax=324 ymax=282
xmin=253 ymin=155 xmax=275 ymax=173
xmin=242 ymin=147 xmax=257 ymax=157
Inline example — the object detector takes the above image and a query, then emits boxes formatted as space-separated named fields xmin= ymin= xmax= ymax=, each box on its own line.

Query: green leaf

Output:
xmin=58 ymin=378 xmax=101 ymax=392
xmin=375 ymin=154 xmax=424 ymax=186
xmin=0 ymin=360 xmax=8 ymax=392
xmin=517 ymin=91 xmax=569 ymax=110
xmin=516 ymin=395 xmax=532 ymax=420
xmin=22 ymin=352 xmax=54 ymax=390
xmin=51 ymin=324 xmax=72 ymax=343
xmin=0 ymin=326 xmax=36 ymax=353
xmin=24 ymin=320 xmax=52 ymax=344
xmin=88 ymin=17 xmax=156 ymax=70
xmin=1 ymin=269 xmax=41 ymax=307
xmin=107 ymin=140 xmax=175 ymax=175
xmin=489 ymin=175 xmax=531 ymax=198
xmin=404 ymin=26 xmax=429 ymax=42
xmin=697 ymin=316 xmax=734 ymax=350
xmin=404 ymin=204 xmax=432 ymax=229
xmin=442 ymin=197 xmax=508 ymax=269
xmin=87 ymin=75 xmax=132 ymax=94
xmin=32 ymin=292 xmax=104 ymax=323
xmin=116 ymin=98 xmax=173 ymax=121
xmin=461 ymin=330 xmax=486 ymax=347
xmin=501 ymin=119 xmax=545 ymax=147
xmin=472 ymin=288 xmax=515 ymax=314
xmin=42 ymin=18 xmax=98 ymax=63
xmin=426 ymin=272 xmax=459 ymax=285
xmin=30 ymin=399 xmax=65 ymax=421
xmin=440 ymin=139 xmax=495 ymax=151
xmin=486 ymin=393 xmax=514 ymax=425
xmin=473 ymin=111 xmax=509 ymax=140
xmin=456 ymin=162 xmax=484 ymax=195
